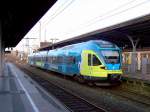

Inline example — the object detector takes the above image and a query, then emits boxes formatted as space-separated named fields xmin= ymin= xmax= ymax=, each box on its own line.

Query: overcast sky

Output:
xmin=15 ymin=0 xmax=150 ymax=52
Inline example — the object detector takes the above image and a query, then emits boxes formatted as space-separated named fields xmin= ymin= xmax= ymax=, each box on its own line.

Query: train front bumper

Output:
xmin=106 ymin=70 xmax=122 ymax=81
xmin=83 ymin=70 xmax=122 ymax=82
xmin=107 ymin=70 xmax=123 ymax=75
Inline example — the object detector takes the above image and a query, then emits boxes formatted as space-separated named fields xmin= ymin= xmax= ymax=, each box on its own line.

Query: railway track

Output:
xmin=19 ymin=66 xmax=107 ymax=112
xmin=16 ymin=63 xmax=150 ymax=111
xmin=100 ymin=87 xmax=150 ymax=107
xmin=95 ymin=80 xmax=150 ymax=106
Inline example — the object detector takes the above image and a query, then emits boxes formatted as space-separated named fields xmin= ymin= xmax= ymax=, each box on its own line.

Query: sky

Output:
xmin=15 ymin=0 xmax=150 ymax=53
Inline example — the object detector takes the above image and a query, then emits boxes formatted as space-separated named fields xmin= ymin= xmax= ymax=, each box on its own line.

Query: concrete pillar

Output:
xmin=137 ymin=52 xmax=141 ymax=70
xmin=122 ymin=53 xmax=125 ymax=64
xmin=141 ymin=55 xmax=148 ymax=75
xmin=0 ymin=21 xmax=4 ymax=76
xmin=128 ymin=53 xmax=131 ymax=72
xmin=131 ymin=51 xmax=137 ymax=73
xmin=127 ymin=35 xmax=139 ymax=73
xmin=148 ymin=53 xmax=150 ymax=64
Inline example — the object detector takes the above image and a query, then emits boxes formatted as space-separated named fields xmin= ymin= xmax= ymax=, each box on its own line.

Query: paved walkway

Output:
xmin=0 ymin=62 xmax=69 ymax=112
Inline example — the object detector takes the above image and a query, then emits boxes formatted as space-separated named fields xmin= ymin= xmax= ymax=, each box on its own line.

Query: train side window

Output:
xmin=51 ymin=56 xmax=53 ymax=63
xmin=53 ymin=57 xmax=57 ymax=64
xmin=66 ymin=56 xmax=75 ymax=64
xmin=44 ymin=56 xmax=46 ymax=61
xmin=57 ymin=56 xmax=64 ymax=64
xmin=49 ymin=56 xmax=52 ymax=63
xmin=39 ymin=57 xmax=41 ymax=61
xmin=70 ymin=56 xmax=75 ymax=64
xmin=45 ymin=56 xmax=48 ymax=62
xmin=92 ymin=55 xmax=102 ymax=66
xmin=88 ymin=54 xmax=92 ymax=66
xmin=43 ymin=56 xmax=45 ymax=61
xmin=52 ymin=56 xmax=55 ymax=64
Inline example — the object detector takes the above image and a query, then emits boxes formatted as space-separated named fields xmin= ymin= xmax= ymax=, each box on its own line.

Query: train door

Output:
xmin=80 ymin=50 xmax=91 ymax=76
xmin=90 ymin=54 xmax=106 ymax=77
xmin=80 ymin=50 xmax=106 ymax=77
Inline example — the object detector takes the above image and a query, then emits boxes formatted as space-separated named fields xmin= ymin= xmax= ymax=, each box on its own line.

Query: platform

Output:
xmin=122 ymin=64 xmax=150 ymax=84
xmin=0 ymin=62 xmax=69 ymax=112
xmin=122 ymin=72 xmax=150 ymax=86
xmin=123 ymin=72 xmax=150 ymax=81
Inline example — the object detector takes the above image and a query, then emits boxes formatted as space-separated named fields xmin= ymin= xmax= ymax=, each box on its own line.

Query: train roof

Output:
xmin=59 ymin=40 xmax=119 ymax=50
xmin=28 ymin=40 xmax=121 ymax=57
xmin=47 ymin=40 xmax=120 ymax=56
xmin=29 ymin=51 xmax=48 ymax=57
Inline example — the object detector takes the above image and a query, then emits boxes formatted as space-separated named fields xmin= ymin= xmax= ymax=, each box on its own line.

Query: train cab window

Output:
xmin=88 ymin=54 xmax=92 ymax=66
xmin=92 ymin=55 xmax=102 ymax=66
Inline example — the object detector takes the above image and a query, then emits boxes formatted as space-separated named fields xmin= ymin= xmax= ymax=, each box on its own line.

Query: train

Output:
xmin=28 ymin=40 xmax=123 ymax=85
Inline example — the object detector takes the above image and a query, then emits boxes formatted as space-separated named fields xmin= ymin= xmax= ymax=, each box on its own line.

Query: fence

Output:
xmin=122 ymin=51 xmax=150 ymax=81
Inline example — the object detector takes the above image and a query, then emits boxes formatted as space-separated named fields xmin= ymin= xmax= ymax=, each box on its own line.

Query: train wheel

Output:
xmin=77 ymin=75 xmax=85 ymax=84
xmin=87 ymin=82 xmax=95 ymax=86
xmin=73 ymin=75 xmax=78 ymax=81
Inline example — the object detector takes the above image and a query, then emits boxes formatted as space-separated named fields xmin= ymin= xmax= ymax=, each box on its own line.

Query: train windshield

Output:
xmin=101 ymin=50 xmax=120 ymax=64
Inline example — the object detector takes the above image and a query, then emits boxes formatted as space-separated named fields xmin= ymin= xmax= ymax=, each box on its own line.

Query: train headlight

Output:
xmin=100 ymin=66 xmax=106 ymax=69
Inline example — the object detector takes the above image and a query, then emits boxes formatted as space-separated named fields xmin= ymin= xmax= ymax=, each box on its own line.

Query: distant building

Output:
xmin=40 ymin=42 xmax=52 ymax=48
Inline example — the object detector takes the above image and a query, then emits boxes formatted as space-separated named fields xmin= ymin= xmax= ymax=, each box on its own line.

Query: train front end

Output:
xmin=80 ymin=41 xmax=122 ymax=85
xmin=100 ymin=50 xmax=122 ymax=83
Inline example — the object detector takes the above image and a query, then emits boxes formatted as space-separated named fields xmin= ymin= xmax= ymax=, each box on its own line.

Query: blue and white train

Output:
xmin=28 ymin=40 xmax=123 ymax=84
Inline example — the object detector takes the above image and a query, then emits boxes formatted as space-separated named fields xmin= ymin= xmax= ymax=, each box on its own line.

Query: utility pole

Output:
xmin=39 ymin=21 xmax=42 ymax=42
xmin=44 ymin=28 xmax=46 ymax=42
xmin=50 ymin=38 xmax=59 ymax=49
xmin=23 ymin=38 xmax=37 ymax=54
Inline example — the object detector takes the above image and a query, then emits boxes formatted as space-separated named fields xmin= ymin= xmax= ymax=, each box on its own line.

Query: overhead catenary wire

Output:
xmin=24 ymin=0 xmax=150 ymax=48
xmin=81 ymin=0 xmax=138 ymax=28
xmin=58 ymin=0 xmax=150 ymax=39
xmin=47 ymin=0 xmax=140 ymax=38
xmin=40 ymin=0 xmax=75 ymax=42
xmin=43 ymin=0 xmax=75 ymax=28
xmin=84 ymin=0 xmax=149 ymax=28
xmin=40 ymin=0 xmax=142 ymax=41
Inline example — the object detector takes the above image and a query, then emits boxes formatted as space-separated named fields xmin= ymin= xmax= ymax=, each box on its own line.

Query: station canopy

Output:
xmin=1 ymin=0 xmax=56 ymax=47
xmin=2 ymin=0 xmax=150 ymax=50
xmin=39 ymin=14 xmax=150 ymax=51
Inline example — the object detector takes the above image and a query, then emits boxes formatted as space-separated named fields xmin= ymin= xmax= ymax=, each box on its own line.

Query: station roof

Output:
xmin=1 ymin=0 xmax=56 ymax=47
xmin=39 ymin=14 xmax=150 ymax=51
